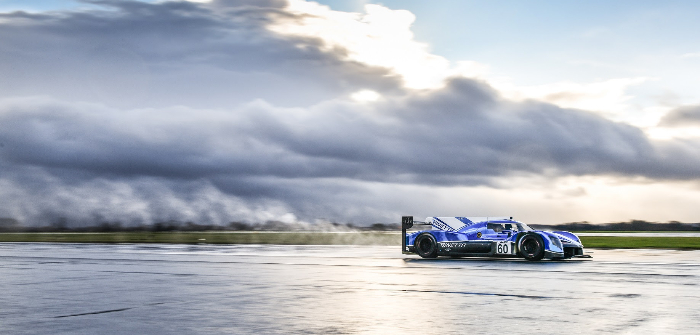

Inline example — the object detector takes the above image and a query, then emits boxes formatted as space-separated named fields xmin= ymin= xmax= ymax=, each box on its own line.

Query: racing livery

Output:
xmin=401 ymin=216 xmax=588 ymax=261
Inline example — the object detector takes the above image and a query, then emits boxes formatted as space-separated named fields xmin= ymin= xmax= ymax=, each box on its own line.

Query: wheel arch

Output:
xmin=518 ymin=232 xmax=546 ymax=261
xmin=414 ymin=232 xmax=439 ymax=258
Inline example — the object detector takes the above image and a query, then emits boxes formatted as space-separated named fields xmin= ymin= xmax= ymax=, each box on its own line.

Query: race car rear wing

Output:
xmin=402 ymin=216 xmax=431 ymax=254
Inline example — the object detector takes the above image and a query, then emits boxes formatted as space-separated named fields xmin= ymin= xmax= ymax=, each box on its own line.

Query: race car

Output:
xmin=401 ymin=216 xmax=588 ymax=260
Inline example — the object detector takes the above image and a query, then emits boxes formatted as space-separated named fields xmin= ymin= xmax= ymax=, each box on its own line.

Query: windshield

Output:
xmin=487 ymin=222 xmax=533 ymax=232
xmin=514 ymin=222 xmax=533 ymax=231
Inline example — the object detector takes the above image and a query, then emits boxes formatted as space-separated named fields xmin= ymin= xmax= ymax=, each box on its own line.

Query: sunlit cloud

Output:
xmin=350 ymin=89 xmax=381 ymax=102
xmin=647 ymin=127 xmax=700 ymax=140
xmin=269 ymin=0 xmax=469 ymax=90
xmin=649 ymin=104 xmax=700 ymax=139
xmin=492 ymin=77 xmax=648 ymax=123
xmin=268 ymin=1 xmax=649 ymax=126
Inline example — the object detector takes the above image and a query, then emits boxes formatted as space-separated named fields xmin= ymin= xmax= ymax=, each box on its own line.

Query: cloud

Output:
xmin=1 ymin=0 xmax=699 ymax=226
xmin=269 ymin=0 xmax=470 ymax=89
xmin=0 ymin=0 xmax=403 ymax=108
xmin=658 ymin=104 xmax=700 ymax=127
xmin=0 ymin=81 xmax=662 ymax=183
xmin=3 ymin=76 xmax=700 ymax=224
xmin=491 ymin=77 xmax=648 ymax=122
xmin=350 ymin=89 xmax=381 ymax=102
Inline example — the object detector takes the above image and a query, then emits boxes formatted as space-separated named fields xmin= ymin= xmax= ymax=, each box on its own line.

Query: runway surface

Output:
xmin=1 ymin=243 xmax=699 ymax=334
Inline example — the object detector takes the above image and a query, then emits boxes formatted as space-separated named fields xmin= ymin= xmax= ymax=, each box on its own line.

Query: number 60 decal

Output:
xmin=496 ymin=241 xmax=513 ymax=254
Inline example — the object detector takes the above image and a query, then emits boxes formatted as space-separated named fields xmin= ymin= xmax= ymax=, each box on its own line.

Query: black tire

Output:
xmin=518 ymin=233 xmax=544 ymax=261
xmin=414 ymin=233 xmax=438 ymax=258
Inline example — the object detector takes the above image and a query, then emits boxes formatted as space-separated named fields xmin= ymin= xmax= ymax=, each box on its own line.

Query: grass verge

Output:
xmin=573 ymin=231 xmax=699 ymax=234
xmin=579 ymin=236 xmax=700 ymax=249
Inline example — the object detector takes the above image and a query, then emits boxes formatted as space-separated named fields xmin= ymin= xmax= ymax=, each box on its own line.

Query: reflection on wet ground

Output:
xmin=1 ymin=243 xmax=699 ymax=334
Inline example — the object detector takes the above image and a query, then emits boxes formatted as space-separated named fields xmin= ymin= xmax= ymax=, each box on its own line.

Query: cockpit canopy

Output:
xmin=486 ymin=222 xmax=533 ymax=232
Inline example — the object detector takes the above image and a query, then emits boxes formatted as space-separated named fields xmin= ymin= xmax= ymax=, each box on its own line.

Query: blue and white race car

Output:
xmin=402 ymin=216 xmax=588 ymax=261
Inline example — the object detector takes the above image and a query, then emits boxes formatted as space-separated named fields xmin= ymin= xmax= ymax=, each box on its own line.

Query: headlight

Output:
xmin=548 ymin=235 xmax=562 ymax=249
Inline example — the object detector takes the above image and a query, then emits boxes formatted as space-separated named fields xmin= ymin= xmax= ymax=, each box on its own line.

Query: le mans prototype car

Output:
xmin=402 ymin=216 xmax=588 ymax=261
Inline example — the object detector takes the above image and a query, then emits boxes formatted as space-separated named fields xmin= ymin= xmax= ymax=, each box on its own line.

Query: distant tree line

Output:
xmin=531 ymin=220 xmax=700 ymax=231
xmin=0 ymin=217 xmax=698 ymax=232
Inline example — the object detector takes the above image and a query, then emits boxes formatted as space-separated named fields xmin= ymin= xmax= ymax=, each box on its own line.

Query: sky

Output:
xmin=1 ymin=0 xmax=700 ymax=227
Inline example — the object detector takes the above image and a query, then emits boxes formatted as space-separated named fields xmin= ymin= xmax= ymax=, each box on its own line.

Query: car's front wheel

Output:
xmin=519 ymin=233 xmax=544 ymax=261
xmin=414 ymin=233 xmax=438 ymax=258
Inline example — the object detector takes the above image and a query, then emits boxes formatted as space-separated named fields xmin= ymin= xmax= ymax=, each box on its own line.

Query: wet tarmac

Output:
xmin=1 ymin=243 xmax=699 ymax=334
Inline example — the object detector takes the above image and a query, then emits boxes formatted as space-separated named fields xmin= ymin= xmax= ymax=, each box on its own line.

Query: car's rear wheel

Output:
xmin=415 ymin=233 xmax=438 ymax=258
xmin=519 ymin=233 xmax=544 ymax=261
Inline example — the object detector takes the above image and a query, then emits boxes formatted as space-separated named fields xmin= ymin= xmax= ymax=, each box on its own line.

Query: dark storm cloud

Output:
xmin=658 ymin=105 xmax=700 ymax=127
xmin=1 ymin=1 xmax=699 ymax=226
xmin=2 ymin=79 xmax=699 ymax=225
xmin=2 ymin=78 xmax=697 ymax=188
xmin=0 ymin=0 xmax=402 ymax=108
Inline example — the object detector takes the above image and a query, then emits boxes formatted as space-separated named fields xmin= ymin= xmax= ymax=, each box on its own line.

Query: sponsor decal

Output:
xmin=476 ymin=232 xmax=482 ymax=238
xmin=430 ymin=217 xmax=471 ymax=232
xmin=431 ymin=218 xmax=453 ymax=231
xmin=440 ymin=242 xmax=468 ymax=249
